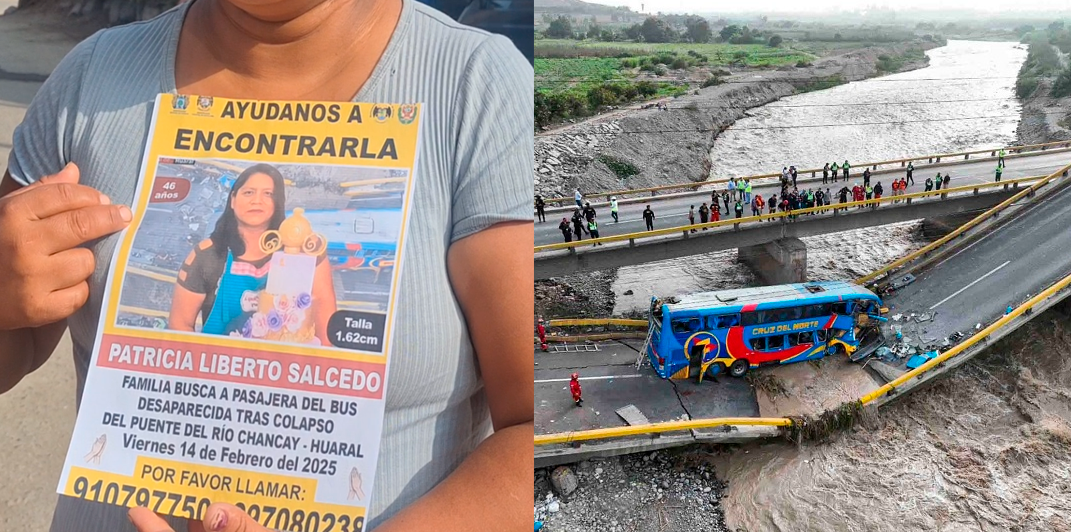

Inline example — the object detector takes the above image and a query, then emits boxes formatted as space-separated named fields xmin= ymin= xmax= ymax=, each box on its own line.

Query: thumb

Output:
xmin=5 ymin=162 xmax=81 ymax=199
xmin=40 ymin=162 xmax=81 ymax=185
xmin=201 ymin=503 xmax=268 ymax=532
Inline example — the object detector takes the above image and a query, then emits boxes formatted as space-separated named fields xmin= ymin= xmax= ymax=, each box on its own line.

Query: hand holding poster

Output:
xmin=57 ymin=94 xmax=422 ymax=531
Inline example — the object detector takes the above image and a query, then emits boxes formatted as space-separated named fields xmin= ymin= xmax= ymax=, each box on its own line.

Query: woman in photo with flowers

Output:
xmin=167 ymin=163 xmax=337 ymax=345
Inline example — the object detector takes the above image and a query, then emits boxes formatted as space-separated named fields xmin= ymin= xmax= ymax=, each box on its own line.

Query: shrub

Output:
xmin=620 ymin=58 xmax=639 ymax=68
xmin=1053 ymin=67 xmax=1071 ymax=98
xmin=671 ymin=58 xmax=689 ymax=69
xmin=796 ymin=60 xmax=812 ymax=68
xmin=1016 ymin=75 xmax=1039 ymax=98
xmin=701 ymin=76 xmax=722 ymax=88
xmin=597 ymin=155 xmax=640 ymax=179
xmin=635 ymin=80 xmax=659 ymax=96
xmin=768 ymin=34 xmax=783 ymax=47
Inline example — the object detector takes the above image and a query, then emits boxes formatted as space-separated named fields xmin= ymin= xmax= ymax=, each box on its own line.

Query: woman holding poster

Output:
xmin=0 ymin=0 xmax=533 ymax=530
xmin=168 ymin=163 xmax=337 ymax=346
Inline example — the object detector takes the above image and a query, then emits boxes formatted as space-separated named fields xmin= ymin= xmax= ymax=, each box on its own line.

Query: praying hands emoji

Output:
xmin=84 ymin=434 xmax=107 ymax=465
xmin=347 ymin=467 xmax=365 ymax=501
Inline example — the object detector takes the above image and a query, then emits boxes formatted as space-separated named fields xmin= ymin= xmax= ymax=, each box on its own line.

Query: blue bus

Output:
xmin=645 ymin=281 xmax=884 ymax=381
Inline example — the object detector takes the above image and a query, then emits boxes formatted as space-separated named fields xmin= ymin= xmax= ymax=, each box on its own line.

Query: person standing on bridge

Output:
xmin=842 ymin=160 xmax=851 ymax=181
xmin=943 ymin=172 xmax=950 ymax=189
xmin=890 ymin=179 xmax=899 ymax=202
xmin=572 ymin=209 xmax=585 ymax=241
xmin=738 ymin=178 xmax=747 ymax=203
xmin=823 ymin=163 xmax=830 ymax=184
xmin=721 ymin=191 xmax=731 ymax=214
xmin=583 ymin=202 xmax=596 ymax=224
xmin=752 ymin=194 xmax=764 ymax=217
xmin=781 ymin=167 xmax=790 ymax=185
xmin=574 ymin=188 xmax=583 ymax=210
xmin=711 ymin=201 xmax=721 ymax=222
xmin=535 ymin=195 xmax=546 ymax=223
xmin=570 ymin=373 xmax=583 ymax=407
xmin=728 ymin=177 xmax=737 ymax=201
xmin=711 ymin=189 xmax=719 ymax=209
xmin=862 ymin=167 xmax=872 ymax=188
xmin=790 ymin=166 xmax=798 ymax=188
xmin=934 ymin=173 xmax=942 ymax=191
xmin=839 ymin=186 xmax=850 ymax=204
xmin=831 ymin=161 xmax=840 ymax=182
xmin=744 ymin=179 xmax=753 ymax=204
xmin=688 ymin=205 xmax=697 ymax=232
xmin=925 ymin=176 xmax=934 ymax=192
xmin=769 ymin=193 xmax=778 ymax=216
xmin=734 ymin=199 xmax=744 ymax=219
xmin=643 ymin=205 xmax=656 ymax=231
xmin=906 ymin=161 xmax=915 ymax=185
xmin=610 ymin=196 xmax=619 ymax=223
xmin=873 ymin=182 xmax=883 ymax=208
xmin=537 ymin=317 xmax=548 ymax=352
xmin=558 ymin=218 xmax=573 ymax=243
xmin=995 ymin=164 xmax=1003 ymax=182
xmin=587 ymin=219 xmax=601 ymax=245
xmin=999 ymin=148 xmax=1006 ymax=167
xmin=780 ymin=196 xmax=790 ymax=218
xmin=699 ymin=202 xmax=710 ymax=229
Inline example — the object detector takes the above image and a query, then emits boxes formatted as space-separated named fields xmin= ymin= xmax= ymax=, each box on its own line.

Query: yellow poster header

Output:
xmin=152 ymin=94 xmax=421 ymax=167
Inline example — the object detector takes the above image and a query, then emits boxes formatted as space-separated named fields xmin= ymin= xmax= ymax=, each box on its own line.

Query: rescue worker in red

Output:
xmin=537 ymin=317 xmax=548 ymax=352
xmin=570 ymin=373 xmax=583 ymax=407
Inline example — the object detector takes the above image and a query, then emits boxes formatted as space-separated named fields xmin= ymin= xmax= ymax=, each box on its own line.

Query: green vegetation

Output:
xmin=875 ymin=47 xmax=928 ymax=73
xmin=535 ymin=39 xmax=812 ymax=67
xmin=597 ymin=155 xmax=640 ymax=179
xmin=785 ymin=400 xmax=866 ymax=444
xmin=1053 ymin=67 xmax=1071 ymax=98
xmin=1015 ymin=34 xmax=1070 ymax=100
xmin=793 ymin=75 xmax=846 ymax=94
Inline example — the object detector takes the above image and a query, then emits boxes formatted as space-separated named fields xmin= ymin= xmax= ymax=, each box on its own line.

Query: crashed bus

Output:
xmin=644 ymin=281 xmax=885 ymax=381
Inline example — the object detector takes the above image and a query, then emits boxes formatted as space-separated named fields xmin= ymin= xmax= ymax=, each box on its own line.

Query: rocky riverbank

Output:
xmin=534 ymin=42 xmax=939 ymax=201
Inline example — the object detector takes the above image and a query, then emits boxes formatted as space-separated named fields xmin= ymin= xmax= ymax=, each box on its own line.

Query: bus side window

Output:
xmin=786 ymin=333 xmax=799 ymax=347
xmin=765 ymin=336 xmax=784 ymax=350
xmin=671 ymin=320 xmax=690 ymax=334
xmin=717 ymin=314 xmax=740 ymax=328
xmin=797 ymin=331 xmax=813 ymax=345
xmin=831 ymin=302 xmax=848 ymax=315
xmin=749 ymin=337 xmax=766 ymax=351
xmin=816 ymin=329 xmax=828 ymax=342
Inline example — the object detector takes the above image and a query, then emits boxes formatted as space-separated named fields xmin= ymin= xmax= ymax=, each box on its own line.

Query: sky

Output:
xmin=578 ymin=0 xmax=1071 ymax=14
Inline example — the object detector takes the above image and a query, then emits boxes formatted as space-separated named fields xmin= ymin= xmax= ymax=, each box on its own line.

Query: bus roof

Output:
xmin=665 ymin=281 xmax=879 ymax=314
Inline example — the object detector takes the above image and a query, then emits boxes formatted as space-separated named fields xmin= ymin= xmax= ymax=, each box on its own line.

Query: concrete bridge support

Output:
xmin=739 ymin=237 xmax=807 ymax=285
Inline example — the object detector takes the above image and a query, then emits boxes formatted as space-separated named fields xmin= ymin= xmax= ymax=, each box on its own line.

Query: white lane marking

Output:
xmin=535 ymin=374 xmax=644 ymax=383
xmin=928 ymin=260 xmax=1011 ymax=310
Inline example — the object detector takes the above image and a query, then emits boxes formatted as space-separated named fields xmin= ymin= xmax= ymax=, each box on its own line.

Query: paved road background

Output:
xmin=535 ymin=151 xmax=1070 ymax=245
xmin=0 ymin=8 xmax=86 ymax=531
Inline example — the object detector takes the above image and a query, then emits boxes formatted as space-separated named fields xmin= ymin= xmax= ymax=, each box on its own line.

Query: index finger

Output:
xmin=128 ymin=507 xmax=176 ymax=532
xmin=13 ymin=182 xmax=110 ymax=220
xmin=39 ymin=203 xmax=131 ymax=254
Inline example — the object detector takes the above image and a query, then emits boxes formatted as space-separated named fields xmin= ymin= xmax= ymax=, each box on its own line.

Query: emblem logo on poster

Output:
xmin=372 ymin=105 xmax=392 ymax=123
xmin=398 ymin=104 xmax=416 ymax=125
xmin=172 ymin=95 xmax=189 ymax=112
xmin=197 ymin=95 xmax=214 ymax=113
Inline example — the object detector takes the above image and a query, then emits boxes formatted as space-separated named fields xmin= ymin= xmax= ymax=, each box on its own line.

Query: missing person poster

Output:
xmin=56 ymin=94 xmax=422 ymax=530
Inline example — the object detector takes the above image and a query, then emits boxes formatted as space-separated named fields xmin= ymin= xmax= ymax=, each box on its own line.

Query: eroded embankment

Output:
xmin=535 ymin=42 xmax=937 ymax=200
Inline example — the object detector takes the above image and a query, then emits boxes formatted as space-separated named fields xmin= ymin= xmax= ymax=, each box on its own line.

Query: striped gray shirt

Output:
xmin=7 ymin=1 xmax=533 ymax=530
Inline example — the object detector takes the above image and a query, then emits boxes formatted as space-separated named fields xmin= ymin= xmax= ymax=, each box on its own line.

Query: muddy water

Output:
xmin=608 ymin=40 xmax=1062 ymax=532
xmin=709 ymin=40 xmax=1027 ymax=178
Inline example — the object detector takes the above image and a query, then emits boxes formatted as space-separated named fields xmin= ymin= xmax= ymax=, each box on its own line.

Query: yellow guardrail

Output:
xmin=534 ymin=332 xmax=647 ymax=344
xmin=126 ymin=266 xmax=177 ymax=283
xmin=533 ymin=417 xmax=792 ymax=445
xmin=860 ymin=267 xmax=1071 ymax=404
xmin=544 ymin=140 xmax=1071 ymax=204
xmin=546 ymin=318 xmax=648 ymax=327
xmin=537 ymin=175 xmax=1042 ymax=253
xmin=856 ymin=162 xmax=1071 ymax=285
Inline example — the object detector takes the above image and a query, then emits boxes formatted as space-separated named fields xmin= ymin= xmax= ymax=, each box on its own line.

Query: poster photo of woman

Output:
xmin=114 ymin=157 xmax=408 ymax=351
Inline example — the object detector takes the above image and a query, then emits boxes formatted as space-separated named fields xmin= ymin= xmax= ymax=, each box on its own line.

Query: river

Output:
xmin=611 ymin=40 xmax=1027 ymax=315
xmin=608 ymin=40 xmax=1071 ymax=532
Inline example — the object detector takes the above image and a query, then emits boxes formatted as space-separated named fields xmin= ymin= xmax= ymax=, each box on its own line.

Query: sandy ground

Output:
xmin=0 ymin=8 xmax=85 ymax=531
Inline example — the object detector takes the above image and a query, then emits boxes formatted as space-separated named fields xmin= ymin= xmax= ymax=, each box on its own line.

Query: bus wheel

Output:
xmin=828 ymin=343 xmax=846 ymax=357
xmin=729 ymin=359 xmax=749 ymax=378
xmin=706 ymin=362 xmax=727 ymax=379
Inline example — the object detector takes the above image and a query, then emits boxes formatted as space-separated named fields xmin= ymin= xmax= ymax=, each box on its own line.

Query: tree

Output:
xmin=599 ymin=29 xmax=616 ymax=42
xmin=768 ymin=34 xmax=783 ymax=47
xmin=834 ymin=33 xmax=842 ymax=41
xmin=719 ymin=24 xmax=741 ymax=42
xmin=546 ymin=16 xmax=572 ymax=39
xmin=625 ymin=23 xmax=642 ymax=41
xmin=685 ymin=16 xmax=712 ymax=43
xmin=587 ymin=23 xmax=600 ymax=39
xmin=640 ymin=17 xmax=676 ymax=43
xmin=1048 ymin=21 xmax=1065 ymax=34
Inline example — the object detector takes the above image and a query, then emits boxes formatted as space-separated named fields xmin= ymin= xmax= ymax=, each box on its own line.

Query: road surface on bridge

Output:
xmin=536 ymin=150 xmax=1071 ymax=246
xmin=880 ymin=180 xmax=1071 ymax=349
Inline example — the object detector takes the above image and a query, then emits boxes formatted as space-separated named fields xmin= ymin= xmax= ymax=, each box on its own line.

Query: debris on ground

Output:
xmin=534 ymin=450 xmax=730 ymax=532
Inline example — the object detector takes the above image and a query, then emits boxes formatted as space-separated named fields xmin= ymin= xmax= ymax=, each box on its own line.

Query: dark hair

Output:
xmin=210 ymin=163 xmax=287 ymax=258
